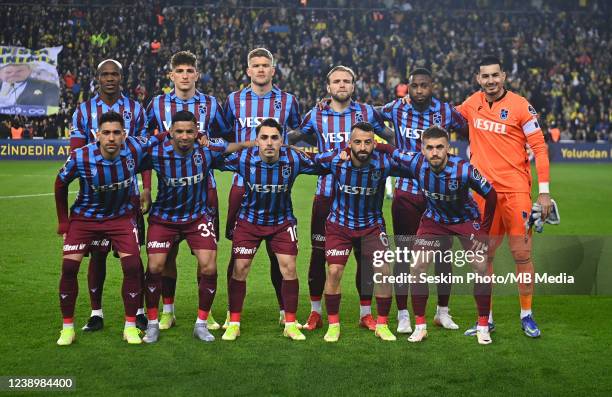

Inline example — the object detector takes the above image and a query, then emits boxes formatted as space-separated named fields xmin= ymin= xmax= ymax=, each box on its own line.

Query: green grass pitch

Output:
xmin=0 ymin=161 xmax=611 ymax=396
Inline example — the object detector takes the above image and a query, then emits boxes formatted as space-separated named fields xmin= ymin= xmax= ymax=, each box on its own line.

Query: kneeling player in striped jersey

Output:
xmin=376 ymin=126 xmax=497 ymax=345
xmin=315 ymin=122 xmax=399 ymax=343
xmin=216 ymin=118 xmax=328 ymax=341
xmin=140 ymin=111 xmax=252 ymax=343
xmin=55 ymin=111 xmax=162 ymax=345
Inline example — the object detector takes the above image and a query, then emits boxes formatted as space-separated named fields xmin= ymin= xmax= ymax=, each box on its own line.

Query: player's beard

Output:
xmin=331 ymin=91 xmax=351 ymax=104
xmin=351 ymin=148 xmax=372 ymax=164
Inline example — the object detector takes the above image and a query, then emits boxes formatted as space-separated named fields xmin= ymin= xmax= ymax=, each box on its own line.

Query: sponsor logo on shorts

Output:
xmin=90 ymin=239 xmax=110 ymax=248
xmin=63 ymin=243 xmax=88 ymax=251
xmin=326 ymin=248 xmax=351 ymax=257
xmin=311 ymin=233 xmax=326 ymax=242
xmin=147 ymin=240 xmax=172 ymax=249
xmin=233 ymin=246 xmax=258 ymax=255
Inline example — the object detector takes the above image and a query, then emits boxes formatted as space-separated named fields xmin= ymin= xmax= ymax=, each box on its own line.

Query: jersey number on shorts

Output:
xmin=287 ymin=225 xmax=298 ymax=242
xmin=198 ymin=222 xmax=216 ymax=239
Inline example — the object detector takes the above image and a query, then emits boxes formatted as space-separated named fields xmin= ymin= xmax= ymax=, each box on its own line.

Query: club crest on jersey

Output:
xmin=473 ymin=221 xmax=481 ymax=230
xmin=355 ymin=112 xmax=364 ymax=122
xmin=126 ymin=157 xmax=135 ymax=171
xmin=193 ymin=152 xmax=203 ymax=165
xmin=274 ymin=100 xmax=282 ymax=111
xmin=500 ymin=108 xmax=509 ymax=120
xmin=372 ymin=169 xmax=382 ymax=181
xmin=123 ymin=110 xmax=132 ymax=121
xmin=198 ymin=104 xmax=207 ymax=116
xmin=282 ymin=165 xmax=292 ymax=178
xmin=433 ymin=112 xmax=442 ymax=125
xmin=449 ymin=179 xmax=458 ymax=191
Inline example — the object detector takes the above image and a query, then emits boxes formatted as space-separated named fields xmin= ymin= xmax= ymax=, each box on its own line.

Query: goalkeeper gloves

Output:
xmin=525 ymin=199 xmax=560 ymax=233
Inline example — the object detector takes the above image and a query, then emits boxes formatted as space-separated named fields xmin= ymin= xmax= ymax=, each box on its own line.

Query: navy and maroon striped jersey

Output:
xmin=299 ymin=101 xmax=386 ymax=197
xmin=218 ymin=147 xmax=321 ymax=226
xmin=389 ymin=150 xmax=491 ymax=224
xmin=145 ymin=89 xmax=229 ymax=138
xmin=146 ymin=89 xmax=230 ymax=189
xmin=315 ymin=149 xmax=395 ymax=230
xmin=71 ymin=94 xmax=147 ymax=144
xmin=143 ymin=137 xmax=227 ymax=223
xmin=223 ymin=86 xmax=301 ymax=187
xmin=57 ymin=135 xmax=154 ymax=220
xmin=380 ymin=97 xmax=466 ymax=194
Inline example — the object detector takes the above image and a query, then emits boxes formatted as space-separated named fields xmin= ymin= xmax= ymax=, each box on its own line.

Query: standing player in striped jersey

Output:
xmin=373 ymin=126 xmax=497 ymax=344
xmin=216 ymin=119 xmax=327 ymax=341
xmin=456 ymin=56 xmax=551 ymax=338
xmin=382 ymin=68 xmax=467 ymax=334
xmin=146 ymin=51 xmax=230 ymax=331
xmin=70 ymin=59 xmax=149 ymax=332
xmin=314 ymin=122 xmax=399 ymax=343
xmin=55 ymin=111 xmax=161 ymax=345
xmin=223 ymin=48 xmax=302 ymax=328
xmin=287 ymin=65 xmax=395 ymax=332
xmin=140 ymin=111 xmax=253 ymax=343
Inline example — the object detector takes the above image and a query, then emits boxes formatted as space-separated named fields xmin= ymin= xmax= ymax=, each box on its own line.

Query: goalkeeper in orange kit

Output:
xmin=455 ymin=55 xmax=553 ymax=338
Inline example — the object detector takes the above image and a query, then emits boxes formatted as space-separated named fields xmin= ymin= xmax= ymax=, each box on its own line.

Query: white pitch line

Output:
xmin=0 ymin=191 xmax=78 ymax=199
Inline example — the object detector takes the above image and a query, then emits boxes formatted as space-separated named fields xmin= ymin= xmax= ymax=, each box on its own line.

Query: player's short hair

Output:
xmin=96 ymin=59 xmax=123 ymax=75
xmin=351 ymin=121 xmax=375 ymax=134
xmin=256 ymin=118 xmax=282 ymax=136
xmin=409 ymin=68 xmax=432 ymax=79
xmin=247 ymin=48 xmax=274 ymax=67
xmin=422 ymin=126 xmax=449 ymax=142
xmin=478 ymin=55 xmax=503 ymax=70
xmin=99 ymin=111 xmax=124 ymax=127
xmin=171 ymin=110 xmax=197 ymax=125
xmin=326 ymin=65 xmax=356 ymax=84
xmin=171 ymin=51 xmax=198 ymax=69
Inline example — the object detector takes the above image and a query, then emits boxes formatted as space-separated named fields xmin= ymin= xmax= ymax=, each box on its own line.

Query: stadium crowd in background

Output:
xmin=0 ymin=0 xmax=609 ymax=142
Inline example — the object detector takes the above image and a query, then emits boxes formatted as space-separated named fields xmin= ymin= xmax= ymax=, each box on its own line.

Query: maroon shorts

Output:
xmin=63 ymin=215 xmax=140 ymax=256
xmin=232 ymin=219 xmax=298 ymax=260
xmin=391 ymin=189 xmax=426 ymax=246
xmin=324 ymin=220 xmax=389 ymax=266
xmin=414 ymin=217 xmax=485 ymax=252
xmin=88 ymin=196 xmax=144 ymax=254
xmin=310 ymin=194 xmax=333 ymax=249
xmin=225 ymin=184 xmax=246 ymax=240
xmin=146 ymin=214 xmax=217 ymax=254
